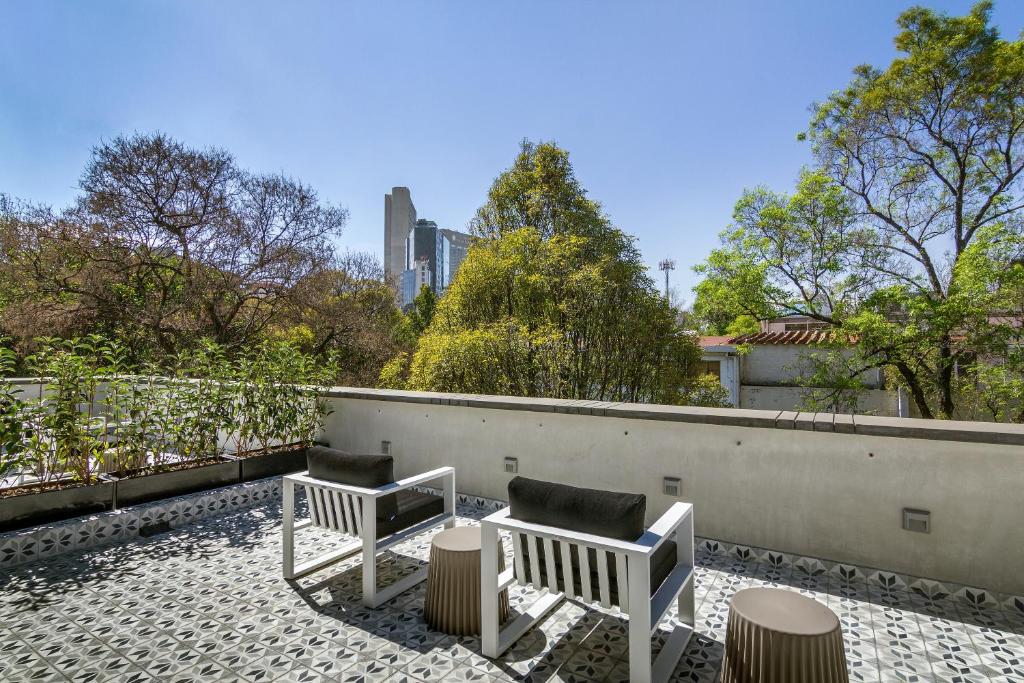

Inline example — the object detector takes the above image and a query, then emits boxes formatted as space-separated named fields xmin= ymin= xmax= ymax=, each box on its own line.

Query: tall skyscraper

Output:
xmin=412 ymin=219 xmax=440 ymax=277
xmin=385 ymin=187 xmax=472 ymax=308
xmin=384 ymin=187 xmax=416 ymax=280
xmin=439 ymin=229 xmax=469 ymax=290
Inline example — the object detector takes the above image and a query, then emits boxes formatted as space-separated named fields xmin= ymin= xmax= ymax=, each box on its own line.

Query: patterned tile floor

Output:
xmin=1 ymin=498 xmax=1022 ymax=682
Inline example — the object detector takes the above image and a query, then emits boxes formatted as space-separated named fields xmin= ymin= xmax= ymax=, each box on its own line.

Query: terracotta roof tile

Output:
xmin=698 ymin=336 xmax=733 ymax=347
xmin=728 ymin=330 xmax=850 ymax=345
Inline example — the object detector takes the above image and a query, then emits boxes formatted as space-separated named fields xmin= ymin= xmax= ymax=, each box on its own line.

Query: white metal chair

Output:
xmin=282 ymin=466 xmax=455 ymax=607
xmin=480 ymin=502 xmax=695 ymax=683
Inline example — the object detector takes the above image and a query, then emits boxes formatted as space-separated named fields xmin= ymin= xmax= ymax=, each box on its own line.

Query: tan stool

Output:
xmin=721 ymin=587 xmax=848 ymax=683
xmin=424 ymin=526 xmax=509 ymax=636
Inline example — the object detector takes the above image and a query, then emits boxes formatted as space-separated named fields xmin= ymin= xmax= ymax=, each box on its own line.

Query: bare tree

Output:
xmin=1 ymin=133 xmax=348 ymax=356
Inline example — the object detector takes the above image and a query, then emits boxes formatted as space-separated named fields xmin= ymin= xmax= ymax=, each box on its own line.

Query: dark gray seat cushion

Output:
xmin=376 ymin=489 xmax=445 ymax=538
xmin=519 ymin=536 xmax=678 ymax=607
xmin=307 ymin=446 xmax=394 ymax=488
xmin=305 ymin=446 xmax=443 ymax=536
xmin=507 ymin=476 xmax=646 ymax=541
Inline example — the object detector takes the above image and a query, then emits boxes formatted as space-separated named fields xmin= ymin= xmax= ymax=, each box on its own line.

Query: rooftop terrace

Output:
xmin=3 ymin=483 xmax=1022 ymax=683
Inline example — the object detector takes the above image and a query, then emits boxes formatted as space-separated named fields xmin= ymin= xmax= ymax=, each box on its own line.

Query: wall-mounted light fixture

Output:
xmin=504 ymin=457 xmax=518 ymax=474
xmin=663 ymin=476 xmax=682 ymax=497
xmin=902 ymin=508 xmax=930 ymax=533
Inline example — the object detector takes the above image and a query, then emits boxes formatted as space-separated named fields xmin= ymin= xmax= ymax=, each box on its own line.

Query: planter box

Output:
xmin=0 ymin=480 xmax=115 ymax=532
xmin=237 ymin=445 xmax=312 ymax=482
xmin=106 ymin=457 xmax=240 ymax=508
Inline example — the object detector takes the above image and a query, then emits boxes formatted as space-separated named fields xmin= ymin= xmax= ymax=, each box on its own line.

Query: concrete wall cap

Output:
xmin=321 ymin=387 xmax=1024 ymax=447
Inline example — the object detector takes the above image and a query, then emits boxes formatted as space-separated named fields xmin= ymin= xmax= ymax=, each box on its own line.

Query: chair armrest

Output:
xmin=635 ymin=502 xmax=693 ymax=554
xmin=372 ymin=467 xmax=455 ymax=496
xmin=284 ymin=472 xmax=382 ymax=497
xmin=285 ymin=467 xmax=455 ymax=499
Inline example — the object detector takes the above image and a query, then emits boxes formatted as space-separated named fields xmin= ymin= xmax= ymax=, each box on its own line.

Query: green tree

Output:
xmin=407 ymin=285 xmax=437 ymax=336
xmin=402 ymin=141 xmax=723 ymax=406
xmin=949 ymin=223 xmax=1024 ymax=420
xmin=692 ymin=259 xmax=771 ymax=337
xmin=0 ymin=343 xmax=27 ymax=481
xmin=695 ymin=2 xmax=1024 ymax=419
xmin=278 ymin=252 xmax=406 ymax=387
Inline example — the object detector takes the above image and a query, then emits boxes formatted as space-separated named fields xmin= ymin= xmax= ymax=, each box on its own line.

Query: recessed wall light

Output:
xmin=663 ymin=477 xmax=682 ymax=497
xmin=902 ymin=508 xmax=930 ymax=533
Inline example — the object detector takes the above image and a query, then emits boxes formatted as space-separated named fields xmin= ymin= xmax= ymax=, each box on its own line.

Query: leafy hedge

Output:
xmin=0 ymin=336 xmax=336 ymax=487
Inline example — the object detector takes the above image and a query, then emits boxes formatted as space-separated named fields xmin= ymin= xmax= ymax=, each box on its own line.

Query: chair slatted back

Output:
xmin=511 ymin=531 xmax=629 ymax=612
xmin=303 ymin=484 xmax=363 ymax=536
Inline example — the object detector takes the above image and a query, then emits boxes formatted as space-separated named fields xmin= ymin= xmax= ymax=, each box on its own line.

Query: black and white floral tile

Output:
xmin=4 ymin=480 xmax=1023 ymax=619
xmin=692 ymin=537 xmax=1024 ymax=618
xmin=0 ymin=478 xmax=280 ymax=569
xmin=1 ymin=486 xmax=1023 ymax=681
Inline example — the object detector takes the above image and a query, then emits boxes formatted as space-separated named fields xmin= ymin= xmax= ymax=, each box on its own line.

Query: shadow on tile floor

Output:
xmin=1 ymin=498 xmax=1021 ymax=682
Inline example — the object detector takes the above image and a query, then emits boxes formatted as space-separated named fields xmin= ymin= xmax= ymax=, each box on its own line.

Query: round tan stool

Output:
xmin=721 ymin=587 xmax=848 ymax=683
xmin=424 ymin=526 xmax=509 ymax=636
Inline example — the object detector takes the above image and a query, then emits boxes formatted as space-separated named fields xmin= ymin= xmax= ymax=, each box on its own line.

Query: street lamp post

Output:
xmin=658 ymin=258 xmax=676 ymax=301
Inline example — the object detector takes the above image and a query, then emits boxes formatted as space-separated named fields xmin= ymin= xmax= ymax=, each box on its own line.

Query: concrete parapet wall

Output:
xmin=320 ymin=388 xmax=1024 ymax=595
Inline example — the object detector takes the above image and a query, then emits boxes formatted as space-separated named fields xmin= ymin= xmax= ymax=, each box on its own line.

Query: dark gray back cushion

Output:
xmin=306 ymin=446 xmax=394 ymax=488
xmin=507 ymin=476 xmax=646 ymax=541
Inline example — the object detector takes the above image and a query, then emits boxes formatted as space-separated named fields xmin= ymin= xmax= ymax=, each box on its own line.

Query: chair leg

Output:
xmin=485 ymin=591 xmax=564 ymax=659
xmin=627 ymin=555 xmax=653 ymax=683
xmin=678 ymin=510 xmax=695 ymax=629
xmin=679 ymin=580 xmax=695 ymax=629
xmin=443 ymin=472 xmax=456 ymax=530
xmin=628 ymin=617 xmax=652 ymax=683
xmin=367 ymin=566 xmax=430 ymax=608
xmin=361 ymin=497 xmax=378 ymax=607
xmin=480 ymin=522 xmax=500 ymax=657
xmin=282 ymin=479 xmax=296 ymax=579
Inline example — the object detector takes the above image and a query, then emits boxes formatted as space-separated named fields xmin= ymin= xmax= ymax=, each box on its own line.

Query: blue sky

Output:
xmin=2 ymin=1 xmax=1022 ymax=298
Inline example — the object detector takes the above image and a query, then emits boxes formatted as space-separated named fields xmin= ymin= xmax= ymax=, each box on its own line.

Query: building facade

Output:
xmin=384 ymin=187 xmax=416 ymax=281
xmin=385 ymin=187 xmax=471 ymax=308
xmin=401 ymin=257 xmax=433 ymax=307
xmin=411 ymin=219 xmax=440 ymax=277
xmin=698 ymin=317 xmax=906 ymax=416
xmin=439 ymin=229 xmax=469 ymax=290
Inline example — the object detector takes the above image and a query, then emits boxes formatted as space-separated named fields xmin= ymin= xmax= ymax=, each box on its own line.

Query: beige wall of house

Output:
xmin=739 ymin=386 xmax=901 ymax=414
xmin=320 ymin=389 xmax=1024 ymax=596
xmin=701 ymin=342 xmax=900 ymax=415
xmin=739 ymin=344 xmax=884 ymax=388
